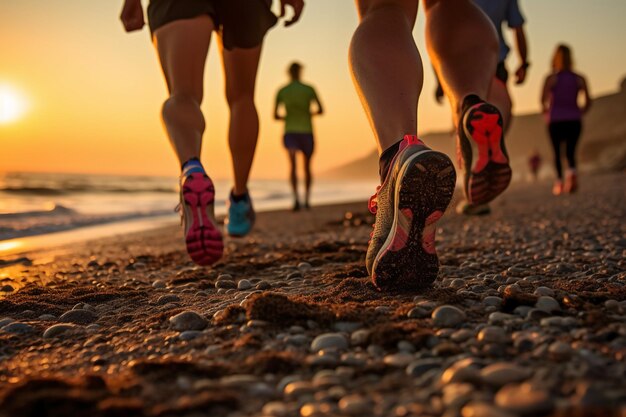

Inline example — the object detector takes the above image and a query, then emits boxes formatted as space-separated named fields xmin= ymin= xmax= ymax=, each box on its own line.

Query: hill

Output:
xmin=322 ymin=77 xmax=626 ymax=180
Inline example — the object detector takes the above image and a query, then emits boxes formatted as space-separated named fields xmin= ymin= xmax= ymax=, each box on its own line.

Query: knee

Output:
xmin=162 ymin=93 xmax=204 ymax=125
xmin=162 ymin=93 xmax=201 ymax=114
xmin=225 ymin=88 xmax=255 ymax=108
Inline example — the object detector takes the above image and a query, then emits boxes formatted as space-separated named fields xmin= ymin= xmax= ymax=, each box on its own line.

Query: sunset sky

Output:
xmin=1 ymin=0 xmax=625 ymax=179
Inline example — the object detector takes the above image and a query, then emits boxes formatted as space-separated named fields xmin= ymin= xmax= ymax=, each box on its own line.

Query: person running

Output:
xmin=350 ymin=0 xmax=511 ymax=290
xmin=541 ymin=44 xmax=591 ymax=195
xmin=274 ymin=62 xmax=323 ymax=211
xmin=434 ymin=0 xmax=529 ymax=216
xmin=119 ymin=0 xmax=304 ymax=266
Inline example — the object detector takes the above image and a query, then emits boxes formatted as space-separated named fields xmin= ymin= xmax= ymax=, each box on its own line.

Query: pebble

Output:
xmin=215 ymin=280 xmax=236 ymax=289
xmin=441 ymin=359 xmax=480 ymax=384
xmin=169 ymin=311 xmax=208 ymax=331
xmin=179 ymin=330 xmax=202 ymax=341
xmin=297 ymin=262 xmax=312 ymax=272
xmin=461 ymin=402 xmax=516 ymax=417
xmin=480 ymin=363 xmax=531 ymax=387
xmin=262 ymin=401 xmax=291 ymax=417
xmin=43 ymin=323 xmax=80 ymax=338
xmin=338 ymin=394 xmax=372 ymax=416
xmin=152 ymin=280 xmax=166 ymax=289
xmin=488 ymin=312 xmax=517 ymax=325
xmin=2 ymin=322 xmax=34 ymax=334
xmin=432 ymin=305 xmax=466 ymax=327
xmin=350 ymin=329 xmax=370 ymax=346
xmin=237 ymin=279 xmax=252 ymax=290
xmin=450 ymin=329 xmax=475 ymax=343
xmin=284 ymin=381 xmax=315 ymax=398
xmin=495 ymin=383 xmax=554 ymax=415
xmin=0 ymin=318 xmax=15 ymax=327
xmin=310 ymin=333 xmax=348 ymax=352
xmin=535 ymin=296 xmax=560 ymax=313
xmin=533 ymin=286 xmax=555 ymax=297
xmin=483 ymin=296 xmax=503 ymax=307
xmin=548 ymin=341 xmax=573 ymax=361
xmin=407 ymin=306 xmax=430 ymax=319
xmin=59 ymin=309 xmax=98 ymax=325
xmin=0 ymin=285 xmax=14 ymax=292
xmin=477 ymin=326 xmax=507 ymax=344
xmin=383 ymin=352 xmax=414 ymax=368
xmin=406 ymin=359 xmax=441 ymax=377
xmin=156 ymin=294 xmax=180 ymax=305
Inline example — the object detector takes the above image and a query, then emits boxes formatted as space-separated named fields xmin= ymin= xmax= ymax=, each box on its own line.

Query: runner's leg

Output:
xmin=303 ymin=152 xmax=312 ymax=207
xmin=154 ymin=16 xmax=213 ymax=165
xmin=350 ymin=0 xmax=420 ymax=152
xmin=487 ymin=78 xmax=512 ymax=131
xmin=424 ymin=0 xmax=498 ymax=122
xmin=220 ymin=43 xmax=263 ymax=196
xmin=288 ymin=149 xmax=300 ymax=208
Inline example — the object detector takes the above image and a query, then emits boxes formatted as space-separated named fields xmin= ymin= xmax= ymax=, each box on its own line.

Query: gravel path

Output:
xmin=0 ymin=173 xmax=624 ymax=417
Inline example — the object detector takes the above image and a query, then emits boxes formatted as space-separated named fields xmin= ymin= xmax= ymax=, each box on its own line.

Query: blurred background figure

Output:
xmin=528 ymin=149 xmax=542 ymax=181
xmin=436 ymin=0 xmax=530 ymax=216
xmin=541 ymin=44 xmax=591 ymax=195
xmin=274 ymin=62 xmax=324 ymax=211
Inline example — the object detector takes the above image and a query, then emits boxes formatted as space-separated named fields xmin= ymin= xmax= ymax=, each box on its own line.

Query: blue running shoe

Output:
xmin=226 ymin=191 xmax=255 ymax=237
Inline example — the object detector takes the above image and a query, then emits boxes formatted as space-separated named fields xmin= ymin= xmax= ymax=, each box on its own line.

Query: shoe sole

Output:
xmin=182 ymin=173 xmax=224 ymax=266
xmin=371 ymin=150 xmax=456 ymax=291
xmin=460 ymin=103 xmax=512 ymax=205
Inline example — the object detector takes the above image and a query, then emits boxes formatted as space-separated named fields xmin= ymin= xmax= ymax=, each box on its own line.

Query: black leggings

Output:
xmin=548 ymin=120 xmax=582 ymax=179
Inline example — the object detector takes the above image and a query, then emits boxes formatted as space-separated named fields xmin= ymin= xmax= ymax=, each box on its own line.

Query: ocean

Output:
xmin=0 ymin=172 xmax=379 ymax=242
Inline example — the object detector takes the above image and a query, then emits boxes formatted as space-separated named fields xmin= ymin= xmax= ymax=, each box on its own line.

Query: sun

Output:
xmin=0 ymin=84 xmax=28 ymax=124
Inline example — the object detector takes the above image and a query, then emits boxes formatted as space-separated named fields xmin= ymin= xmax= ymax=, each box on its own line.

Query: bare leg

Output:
xmin=303 ymin=153 xmax=312 ymax=207
xmin=153 ymin=16 xmax=213 ymax=166
xmin=350 ymin=0 xmax=420 ymax=153
xmin=287 ymin=150 xmax=299 ymax=207
xmin=424 ymin=0 xmax=498 ymax=123
xmin=487 ymin=78 xmax=512 ymax=131
xmin=220 ymin=43 xmax=263 ymax=195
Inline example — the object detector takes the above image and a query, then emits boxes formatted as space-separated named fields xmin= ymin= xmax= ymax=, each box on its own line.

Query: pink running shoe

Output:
xmin=179 ymin=173 xmax=223 ymax=266
xmin=458 ymin=100 xmax=512 ymax=205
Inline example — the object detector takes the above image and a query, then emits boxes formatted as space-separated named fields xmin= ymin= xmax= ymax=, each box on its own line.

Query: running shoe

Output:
xmin=179 ymin=173 xmax=224 ymax=266
xmin=457 ymin=100 xmax=512 ymax=205
xmin=225 ymin=191 xmax=256 ymax=237
xmin=564 ymin=170 xmax=578 ymax=193
xmin=456 ymin=200 xmax=491 ymax=216
xmin=552 ymin=180 xmax=564 ymax=196
xmin=366 ymin=135 xmax=456 ymax=291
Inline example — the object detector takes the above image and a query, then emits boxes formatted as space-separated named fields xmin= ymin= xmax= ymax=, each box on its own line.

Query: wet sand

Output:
xmin=0 ymin=173 xmax=624 ymax=417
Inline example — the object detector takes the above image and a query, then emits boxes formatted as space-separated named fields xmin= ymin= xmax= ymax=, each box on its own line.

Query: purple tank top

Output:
xmin=549 ymin=71 xmax=582 ymax=122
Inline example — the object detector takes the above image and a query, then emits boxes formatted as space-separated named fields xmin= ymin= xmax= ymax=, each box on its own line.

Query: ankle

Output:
xmin=181 ymin=157 xmax=205 ymax=177
xmin=379 ymin=140 xmax=402 ymax=181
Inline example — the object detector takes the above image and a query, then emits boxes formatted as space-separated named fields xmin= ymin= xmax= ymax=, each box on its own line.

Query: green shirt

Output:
xmin=276 ymin=81 xmax=319 ymax=134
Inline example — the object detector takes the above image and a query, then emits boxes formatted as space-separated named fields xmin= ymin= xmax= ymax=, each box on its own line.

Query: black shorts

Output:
xmin=495 ymin=61 xmax=508 ymax=84
xmin=284 ymin=133 xmax=314 ymax=158
xmin=147 ymin=0 xmax=277 ymax=50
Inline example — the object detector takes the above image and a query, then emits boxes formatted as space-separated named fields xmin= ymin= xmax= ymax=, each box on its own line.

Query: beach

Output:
xmin=0 ymin=172 xmax=624 ymax=416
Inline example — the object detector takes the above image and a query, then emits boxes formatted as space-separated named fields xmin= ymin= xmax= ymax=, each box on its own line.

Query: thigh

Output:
xmin=153 ymin=15 xmax=214 ymax=101
xmin=355 ymin=0 xmax=419 ymax=24
xmin=548 ymin=123 xmax=563 ymax=150
xmin=220 ymin=43 xmax=263 ymax=103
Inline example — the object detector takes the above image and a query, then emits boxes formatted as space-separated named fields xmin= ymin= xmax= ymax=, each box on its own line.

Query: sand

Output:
xmin=0 ymin=173 xmax=624 ymax=417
